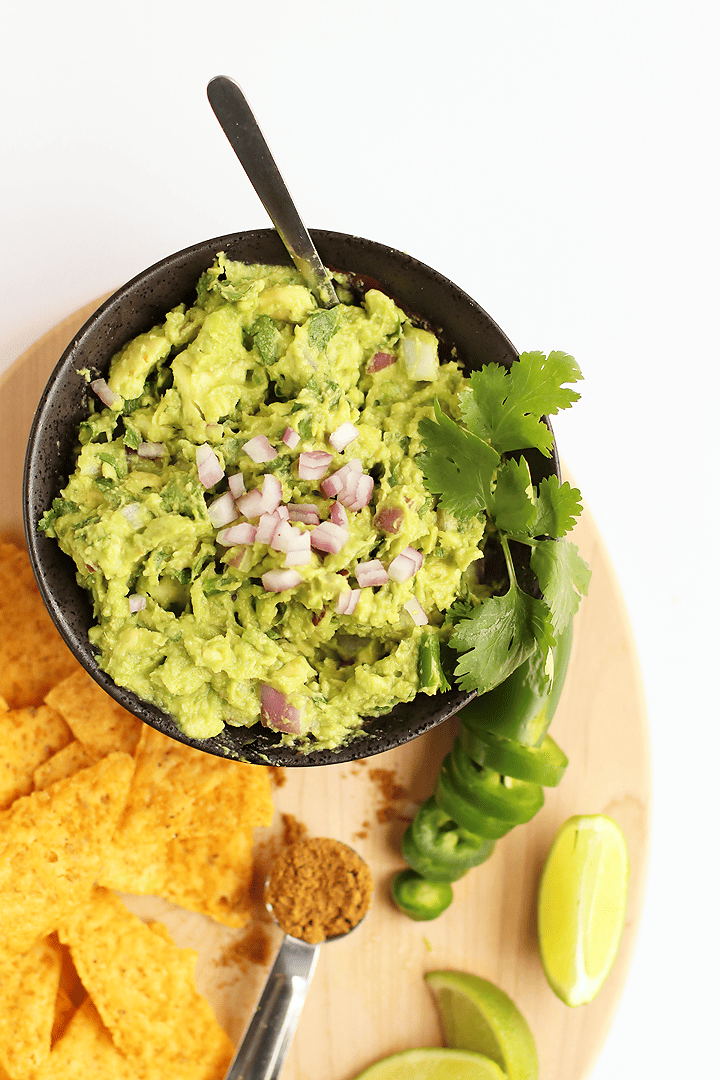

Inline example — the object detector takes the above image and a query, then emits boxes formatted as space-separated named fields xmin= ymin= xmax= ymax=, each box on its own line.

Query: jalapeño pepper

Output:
xmin=391 ymin=619 xmax=575 ymax=922
xmin=446 ymin=741 xmax=545 ymax=825
xmin=459 ymin=621 xmax=573 ymax=746
xmin=434 ymin=758 xmax=518 ymax=839
xmin=402 ymin=797 xmax=495 ymax=882
xmin=460 ymin=726 xmax=568 ymax=788
xmin=391 ymin=869 xmax=454 ymax=921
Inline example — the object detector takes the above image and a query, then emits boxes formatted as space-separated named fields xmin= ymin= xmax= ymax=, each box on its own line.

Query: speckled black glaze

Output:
xmin=22 ymin=230 xmax=560 ymax=766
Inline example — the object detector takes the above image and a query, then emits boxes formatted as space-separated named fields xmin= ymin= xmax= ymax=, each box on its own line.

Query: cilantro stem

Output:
xmin=499 ymin=534 xmax=517 ymax=589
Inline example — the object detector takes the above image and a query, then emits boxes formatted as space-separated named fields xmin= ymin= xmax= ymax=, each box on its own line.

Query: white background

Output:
xmin=1 ymin=1 xmax=717 ymax=1076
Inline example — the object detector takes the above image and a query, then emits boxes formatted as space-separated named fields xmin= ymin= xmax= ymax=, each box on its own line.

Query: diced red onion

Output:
xmin=320 ymin=457 xmax=362 ymax=499
xmin=344 ymin=472 xmax=374 ymax=511
xmin=216 ymin=522 xmax=258 ymax=547
xmin=270 ymin=520 xmax=301 ymax=553
xmin=256 ymin=512 xmax=281 ymax=545
xmin=367 ymin=351 xmax=397 ymax=373
xmin=137 ymin=441 xmax=166 ymax=459
xmin=298 ymin=450 xmax=333 ymax=480
xmin=329 ymin=422 xmax=359 ymax=452
xmin=285 ymin=547 xmax=312 ymax=567
xmin=228 ymin=472 xmax=246 ymax=499
xmin=388 ymin=546 xmax=424 ymax=582
xmin=355 ymin=559 xmax=389 ymax=587
xmin=244 ymin=435 xmax=278 ymax=463
xmin=374 ymin=507 xmax=404 ymax=534
xmin=282 ymin=426 xmax=300 ymax=448
xmin=404 ymin=597 xmax=428 ymax=625
xmin=196 ymin=443 xmax=225 ymax=489
xmin=205 ymin=422 xmax=223 ymax=439
xmin=330 ymin=502 xmax=349 ymax=529
xmin=276 ymin=504 xmax=290 ymax=520
xmin=261 ymin=569 xmax=303 ymax=592
xmin=260 ymin=684 xmax=303 ymax=734
xmin=235 ymin=488 xmax=265 ymax=519
xmin=310 ymin=521 xmax=350 ymax=554
xmin=259 ymin=473 xmax=283 ymax=514
xmin=287 ymin=503 xmax=320 ymax=525
xmin=121 ymin=502 xmax=143 ymax=528
xmin=336 ymin=589 xmax=361 ymax=615
xmin=90 ymin=378 xmax=122 ymax=408
xmin=320 ymin=472 xmax=344 ymax=498
xmin=208 ymin=492 xmax=238 ymax=528
xmin=128 ymin=594 xmax=146 ymax=613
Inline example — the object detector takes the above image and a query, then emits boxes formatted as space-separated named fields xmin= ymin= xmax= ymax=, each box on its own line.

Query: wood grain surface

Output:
xmin=0 ymin=299 xmax=651 ymax=1080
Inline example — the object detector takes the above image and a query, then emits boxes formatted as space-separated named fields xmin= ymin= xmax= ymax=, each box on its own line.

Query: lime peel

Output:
xmin=425 ymin=970 xmax=539 ymax=1080
xmin=352 ymin=1047 xmax=506 ymax=1080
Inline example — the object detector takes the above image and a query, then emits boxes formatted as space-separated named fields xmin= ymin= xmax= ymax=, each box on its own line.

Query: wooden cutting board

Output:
xmin=0 ymin=299 xmax=651 ymax=1080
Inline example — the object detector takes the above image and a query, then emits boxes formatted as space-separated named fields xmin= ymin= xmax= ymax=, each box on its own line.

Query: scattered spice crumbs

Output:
xmin=368 ymin=767 xmax=414 ymax=824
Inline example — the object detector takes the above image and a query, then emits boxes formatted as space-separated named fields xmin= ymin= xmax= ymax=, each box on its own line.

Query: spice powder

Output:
xmin=265 ymin=838 xmax=373 ymax=945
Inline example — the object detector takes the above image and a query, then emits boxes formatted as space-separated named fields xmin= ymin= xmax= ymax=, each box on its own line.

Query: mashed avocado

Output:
xmin=41 ymin=255 xmax=485 ymax=751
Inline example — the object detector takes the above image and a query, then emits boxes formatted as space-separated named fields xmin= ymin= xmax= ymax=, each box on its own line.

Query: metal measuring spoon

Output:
xmin=223 ymin=841 xmax=372 ymax=1080
xmin=207 ymin=75 xmax=340 ymax=309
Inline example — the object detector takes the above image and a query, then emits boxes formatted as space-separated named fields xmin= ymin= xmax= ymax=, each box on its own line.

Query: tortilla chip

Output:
xmin=98 ymin=831 xmax=169 ymax=896
xmin=33 ymin=998 xmax=135 ymax=1080
xmin=59 ymin=888 xmax=234 ymax=1080
xmin=0 ymin=542 xmax=78 ymax=709
xmin=0 ymin=752 xmax=134 ymax=953
xmin=44 ymin=669 xmax=142 ymax=758
xmin=113 ymin=725 xmax=272 ymax=848
xmin=50 ymin=987 xmax=76 ymax=1046
xmin=0 ymin=936 xmax=62 ymax=1079
xmin=0 ymin=704 xmax=72 ymax=810
xmin=157 ymin=827 xmax=256 ymax=928
xmin=33 ymin=741 xmax=96 ymax=791
xmin=99 ymin=825 xmax=257 ymax=929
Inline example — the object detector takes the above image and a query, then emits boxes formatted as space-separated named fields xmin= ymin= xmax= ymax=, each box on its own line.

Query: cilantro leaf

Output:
xmin=530 ymin=538 xmax=591 ymax=634
xmin=417 ymin=401 xmax=499 ymax=519
xmin=449 ymin=581 xmax=550 ymax=693
xmin=489 ymin=457 xmax=536 ymax=535
xmin=249 ymin=315 xmax=280 ymax=366
xmin=307 ymin=308 xmax=339 ymax=352
xmin=461 ymin=351 xmax=582 ymax=456
xmin=532 ymin=475 xmax=584 ymax=538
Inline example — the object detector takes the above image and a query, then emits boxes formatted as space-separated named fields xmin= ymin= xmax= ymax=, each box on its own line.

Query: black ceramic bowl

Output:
xmin=23 ymin=229 xmax=559 ymax=766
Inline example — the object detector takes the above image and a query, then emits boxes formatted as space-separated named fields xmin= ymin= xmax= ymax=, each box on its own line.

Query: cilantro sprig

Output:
xmin=418 ymin=350 xmax=591 ymax=695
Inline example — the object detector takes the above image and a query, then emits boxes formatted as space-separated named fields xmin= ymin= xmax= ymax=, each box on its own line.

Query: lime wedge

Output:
xmin=537 ymin=814 xmax=629 ymax=1007
xmin=352 ymin=1048 xmax=506 ymax=1080
xmin=424 ymin=971 xmax=538 ymax=1080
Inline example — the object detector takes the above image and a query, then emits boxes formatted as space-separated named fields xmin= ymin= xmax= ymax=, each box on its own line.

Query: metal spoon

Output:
xmin=223 ymin=846 xmax=371 ymax=1080
xmin=207 ymin=75 xmax=340 ymax=309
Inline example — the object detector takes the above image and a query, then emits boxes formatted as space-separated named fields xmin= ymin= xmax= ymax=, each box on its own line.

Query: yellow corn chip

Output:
xmin=113 ymin=725 xmax=272 ymax=848
xmin=0 ymin=936 xmax=61 ymax=1079
xmin=0 ymin=752 xmax=134 ymax=953
xmin=44 ymin=669 xmax=142 ymax=757
xmin=99 ymin=826 xmax=256 ymax=929
xmin=33 ymin=998 xmax=135 ymax=1080
xmin=156 ymin=828 xmax=256 ymax=928
xmin=33 ymin=741 xmax=96 ymax=791
xmin=50 ymin=987 xmax=76 ymax=1046
xmin=59 ymin=888 xmax=234 ymax=1080
xmin=98 ymin=831 xmax=169 ymax=896
xmin=0 ymin=543 xmax=78 ymax=708
xmin=0 ymin=704 xmax=72 ymax=809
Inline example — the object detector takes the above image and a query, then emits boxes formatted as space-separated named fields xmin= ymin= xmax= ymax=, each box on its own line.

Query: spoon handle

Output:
xmin=207 ymin=75 xmax=339 ymax=308
xmin=223 ymin=934 xmax=320 ymax=1080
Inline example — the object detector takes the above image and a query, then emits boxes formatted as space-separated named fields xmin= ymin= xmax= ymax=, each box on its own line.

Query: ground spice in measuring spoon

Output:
xmin=264 ymin=837 xmax=373 ymax=945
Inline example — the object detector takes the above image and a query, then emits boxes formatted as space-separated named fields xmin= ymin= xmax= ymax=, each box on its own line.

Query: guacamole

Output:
xmin=41 ymin=255 xmax=485 ymax=751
